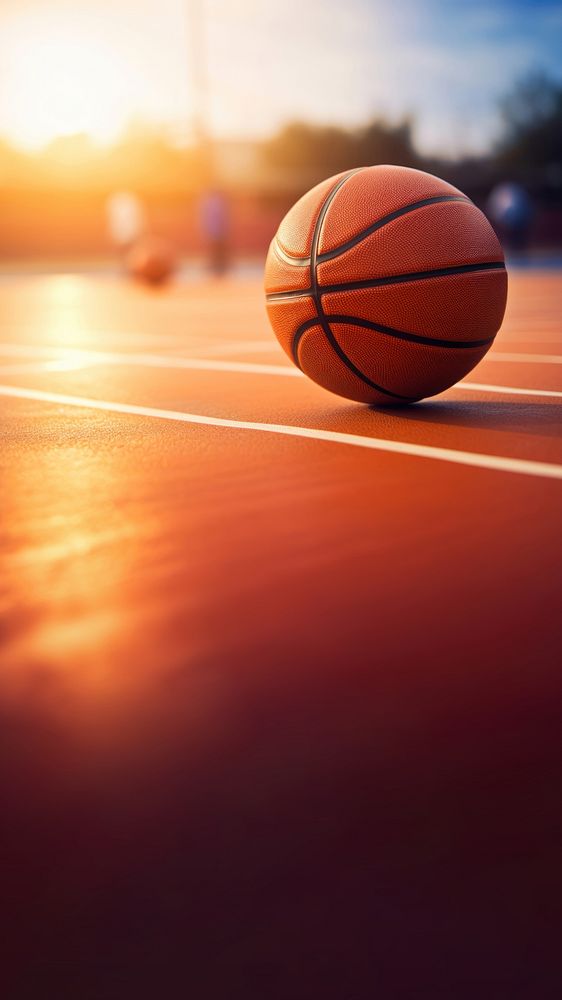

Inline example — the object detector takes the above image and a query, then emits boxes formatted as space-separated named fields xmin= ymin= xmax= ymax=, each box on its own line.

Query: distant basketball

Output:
xmin=265 ymin=165 xmax=507 ymax=404
xmin=127 ymin=235 xmax=177 ymax=286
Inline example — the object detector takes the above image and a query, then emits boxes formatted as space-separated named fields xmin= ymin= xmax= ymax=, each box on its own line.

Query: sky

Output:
xmin=0 ymin=0 xmax=561 ymax=156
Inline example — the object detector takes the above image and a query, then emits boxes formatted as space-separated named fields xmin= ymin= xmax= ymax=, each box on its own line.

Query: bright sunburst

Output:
xmin=0 ymin=1 xmax=191 ymax=150
xmin=8 ymin=30 xmax=129 ymax=147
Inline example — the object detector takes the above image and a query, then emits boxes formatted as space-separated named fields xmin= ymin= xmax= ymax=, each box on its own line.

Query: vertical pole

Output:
xmin=186 ymin=0 xmax=206 ymax=142
xmin=186 ymin=0 xmax=213 ymax=179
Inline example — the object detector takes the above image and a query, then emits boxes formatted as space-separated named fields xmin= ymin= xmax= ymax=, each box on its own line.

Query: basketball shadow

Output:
xmin=367 ymin=399 xmax=561 ymax=439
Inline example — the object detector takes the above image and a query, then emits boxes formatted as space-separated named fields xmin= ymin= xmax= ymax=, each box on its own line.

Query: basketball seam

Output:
xmin=269 ymin=287 xmax=313 ymax=301
xmin=319 ymin=261 xmax=506 ymax=295
xmin=304 ymin=169 xmax=414 ymax=401
xmin=289 ymin=312 xmax=496 ymax=368
xmin=273 ymin=169 xmax=353 ymax=267
xmin=283 ymin=176 xmax=503 ymax=401
xmin=321 ymin=315 xmax=495 ymax=350
xmin=287 ymin=172 xmax=360 ymax=369
xmin=273 ymin=242 xmax=310 ymax=267
xmin=291 ymin=318 xmax=319 ymax=365
xmin=319 ymin=195 xmax=470 ymax=261
xmin=267 ymin=260 xmax=506 ymax=303
xmin=274 ymin=193 xmax=471 ymax=267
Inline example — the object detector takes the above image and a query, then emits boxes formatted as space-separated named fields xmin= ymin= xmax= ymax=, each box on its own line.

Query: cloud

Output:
xmin=1 ymin=0 xmax=561 ymax=155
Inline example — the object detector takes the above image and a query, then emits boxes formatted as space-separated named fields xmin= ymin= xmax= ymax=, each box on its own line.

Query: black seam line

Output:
xmin=267 ymin=288 xmax=313 ymax=302
xmin=291 ymin=318 xmax=320 ymax=367
xmin=308 ymin=168 xmax=413 ymax=401
xmin=289 ymin=172 xmax=360 ymax=369
xmin=319 ymin=261 xmax=506 ymax=295
xmin=272 ymin=195 xmax=470 ymax=268
xmin=267 ymin=260 xmax=506 ymax=303
xmin=273 ymin=170 xmax=361 ymax=271
xmin=324 ymin=315 xmax=495 ymax=350
xmin=317 ymin=195 xmax=470 ymax=262
xmin=291 ymin=316 xmax=418 ymax=403
xmin=273 ymin=241 xmax=310 ymax=267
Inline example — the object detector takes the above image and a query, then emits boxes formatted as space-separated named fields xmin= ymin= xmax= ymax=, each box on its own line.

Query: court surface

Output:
xmin=1 ymin=268 xmax=562 ymax=997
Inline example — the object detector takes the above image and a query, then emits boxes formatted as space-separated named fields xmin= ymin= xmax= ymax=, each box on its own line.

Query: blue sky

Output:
xmin=212 ymin=0 xmax=562 ymax=155
xmin=1 ymin=0 xmax=561 ymax=155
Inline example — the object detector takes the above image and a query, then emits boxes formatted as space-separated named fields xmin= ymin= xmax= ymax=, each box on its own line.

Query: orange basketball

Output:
xmin=265 ymin=165 xmax=507 ymax=404
xmin=127 ymin=235 xmax=177 ymax=286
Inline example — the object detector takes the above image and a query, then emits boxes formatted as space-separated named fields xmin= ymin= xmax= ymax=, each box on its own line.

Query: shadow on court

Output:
xmin=377 ymin=399 xmax=562 ymax=436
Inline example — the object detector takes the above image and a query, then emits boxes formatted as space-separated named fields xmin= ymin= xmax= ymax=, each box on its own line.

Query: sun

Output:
xmin=4 ymin=25 xmax=135 ymax=149
xmin=0 ymin=1 xmax=192 ymax=151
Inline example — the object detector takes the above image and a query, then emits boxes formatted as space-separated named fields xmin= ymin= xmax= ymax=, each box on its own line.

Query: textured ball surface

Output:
xmin=264 ymin=165 xmax=507 ymax=404
xmin=127 ymin=235 xmax=177 ymax=286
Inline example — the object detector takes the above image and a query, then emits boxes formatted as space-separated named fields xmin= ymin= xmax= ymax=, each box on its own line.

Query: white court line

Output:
xmin=0 ymin=344 xmax=299 ymax=378
xmin=5 ymin=341 xmax=562 ymax=363
xmin=99 ymin=352 xmax=300 ymax=377
xmin=0 ymin=358 xmax=90 ymax=375
xmin=455 ymin=382 xmax=562 ymax=399
xmin=0 ymin=363 xmax=59 ymax=375
xmin=489 ymin=352 xmax=562 ymax=365
xmin=1 ymin=384 xmax=561 ymax=481
xmin=193 ymin=345 xmax=562 ymax=362
xmin=0 ymin=330 xmax=216 ymax=351
xmin=0 ymin=343 xmax=96 ymax=359
xmin=1 ymin=343 xmax=561 ymax=396
xmin=191 ymin=340 xmax=283 ymax=356
xmin=194 ymin=345 xmax=562 ymax=366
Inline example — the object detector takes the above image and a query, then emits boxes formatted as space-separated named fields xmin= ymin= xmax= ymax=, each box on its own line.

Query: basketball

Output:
xmin=126 ymin=235 xmax=177 ymax=286
xmin=265 ymin=165 xmax=507 ymax=404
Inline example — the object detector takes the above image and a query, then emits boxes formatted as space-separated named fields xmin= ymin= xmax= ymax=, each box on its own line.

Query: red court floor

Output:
xmin=1 ymin=269 xmax=561 ymax=997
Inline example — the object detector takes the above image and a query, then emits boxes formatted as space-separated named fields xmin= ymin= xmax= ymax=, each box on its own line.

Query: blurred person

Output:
xmin=199 ymin=188 xmax=230 ymax=276
xmin=105 ymin=191 xmax=147 ymax=252
xmin=487 ymin=181 xmax=534 ymax=253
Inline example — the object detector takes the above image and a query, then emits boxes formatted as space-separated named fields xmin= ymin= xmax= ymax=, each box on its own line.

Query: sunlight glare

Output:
xmin=7 ymin=28 xmax=135 ymax=148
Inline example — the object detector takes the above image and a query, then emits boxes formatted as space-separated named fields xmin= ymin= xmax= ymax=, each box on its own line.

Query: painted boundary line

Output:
xmin=0 ymin=345 xmax=561 ymax=398
xmin=3 ymin=343 xmax=562 ymax=367
xmin=490 ymin=352 xmax=562 ymax=365
xmin=1 ymin=384 xmax=561 ymax=481
xmin=456 ymin=382 xmax=562 ymax=399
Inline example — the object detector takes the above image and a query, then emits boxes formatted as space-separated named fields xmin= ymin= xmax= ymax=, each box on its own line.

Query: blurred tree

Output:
xmin=261 ymin=122 xmax=356 ymax=176
xmin=261 ymin=117 xmax=419 ymax=181
xmin=355 ymin=119 xmax=420 ymax=169
xmin=497 ymin=72 xmax=562 ymax=171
